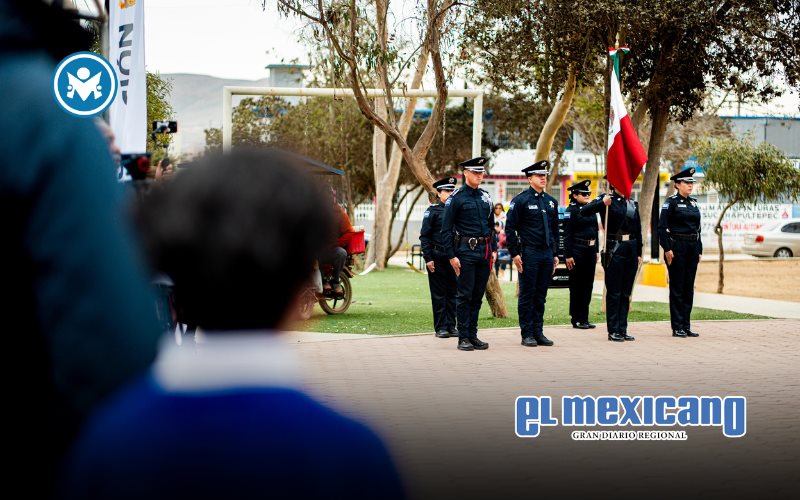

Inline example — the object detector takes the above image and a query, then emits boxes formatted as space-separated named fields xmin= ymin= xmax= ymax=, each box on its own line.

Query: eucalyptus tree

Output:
xmin=273 ymin=0 xmax=464 ymax=270
xmin=696 ymin=137 xmax=800 ymax=293
xmin=467 ymin=0 xmax=799 ymax=250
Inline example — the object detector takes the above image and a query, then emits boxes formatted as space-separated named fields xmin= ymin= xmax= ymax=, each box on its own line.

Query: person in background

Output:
xmin=62 ymin=149 xmax=404 ymax=500
xmin=658 ymin=167 xmax=702 ymax=338
xmin=563 ymin=180 xmax=599 ymax=330
xmin=494 ymin=221 xmax=509 ymax=279
xmin=493 ymin=202 xmax=507 ymax=229
xmin=0 ymin=0 xmax=160 ymax=495
xmin=420 ymin=176 xmax=459 ymax=338
xmin=320 ymin=189 xmax=353 ymax=297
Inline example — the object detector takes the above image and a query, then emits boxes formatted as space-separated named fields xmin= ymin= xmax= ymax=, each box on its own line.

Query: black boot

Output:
xmin=608 ymin=332 xmax=625 ymax=342
xmin=534 ymin=334 xmax=554 ymax=346
xmin=672 ymin=330 xmax=687 ymax=338
xmin=621 ymin=331 xmax=635 ymax=341
xmin=469 ymin=337 xmax=489 ymax=350
xmin=457 ymin=338 xmax=475 ymax=351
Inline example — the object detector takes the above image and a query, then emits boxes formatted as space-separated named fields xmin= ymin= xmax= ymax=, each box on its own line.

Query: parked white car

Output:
xmin=741 ymin=218 xmax=800 ymax=258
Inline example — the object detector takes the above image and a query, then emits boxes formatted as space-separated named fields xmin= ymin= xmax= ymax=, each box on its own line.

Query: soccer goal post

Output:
xmin=222 ymin=86 xmax=484 ymax=156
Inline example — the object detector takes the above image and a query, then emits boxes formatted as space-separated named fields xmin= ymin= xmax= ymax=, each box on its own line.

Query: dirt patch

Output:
xmin=594 ymin=258 xmax=800 ymax=302
xmin=694 ymin=259 xmax=800 ymax=302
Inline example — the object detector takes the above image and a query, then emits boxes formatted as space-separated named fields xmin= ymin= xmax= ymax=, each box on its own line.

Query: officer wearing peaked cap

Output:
xmin=440 ymin=157 xmax=496 ymax=351
xmin=420 ymin=176 xmax=459 ymax=338
xmin=564 ymin=180 xmax=599 ymax=330
xmin=505 ymin=160 xmax=559 ymax=348
xmin=659 ymin=166 xmax=703 ymax=338
xmin=580 ymin=177 xmax=642 ymax=342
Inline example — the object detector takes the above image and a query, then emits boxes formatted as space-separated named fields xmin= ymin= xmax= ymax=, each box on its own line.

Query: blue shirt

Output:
xmin=440 ymin=185 xmax=496 ymax=258
xmin=505 ymin=188 xmax=559 ymax=257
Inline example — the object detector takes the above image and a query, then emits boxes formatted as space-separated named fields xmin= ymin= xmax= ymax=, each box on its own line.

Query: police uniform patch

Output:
xmin=445 ymin=197 xmax=452 ymax=206
xmin=424 ymin=210 xmax=431 ymax=218
xmin=662 ymin=202 xmax=670 ymax=209
xmin=564 ymin=212 xmax=571 ymax=218
xmin=509 ymin=202 xmax=515 ymax=210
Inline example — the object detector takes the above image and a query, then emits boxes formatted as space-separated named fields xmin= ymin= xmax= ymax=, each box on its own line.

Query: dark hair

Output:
xmin=138 ymin=149 xmax=334 ymax=331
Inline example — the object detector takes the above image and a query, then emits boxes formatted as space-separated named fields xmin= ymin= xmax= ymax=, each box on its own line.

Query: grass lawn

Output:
xmin=296 ymin=265 xmax=769 ymax=335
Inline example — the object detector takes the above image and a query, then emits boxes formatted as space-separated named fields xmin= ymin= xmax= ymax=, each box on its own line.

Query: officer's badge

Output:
xmin=690 ymin=200 xmax=697 ymax=207
xmin=549 ymin=200 xmax=554 ymax=209
xmin=509 ymin=202 xmax=515 ymax=211
xmin=564 ymin=212 xmax=571 ymax=218
xmin=481 ymin=191 xmax=492 ymax=205
xmin=689 ymin=167 xmax=695 ymax=175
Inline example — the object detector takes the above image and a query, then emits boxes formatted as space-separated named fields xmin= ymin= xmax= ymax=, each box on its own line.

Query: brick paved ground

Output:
xmin=292 ymin=320 xmax=800 ymax=499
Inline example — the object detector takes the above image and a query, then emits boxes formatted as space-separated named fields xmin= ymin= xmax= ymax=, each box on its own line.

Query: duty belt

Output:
xmin=574 ymin=237 xmax=596 ymax=246
xmin=669 ymin=233 xmax=699 ymax=241
xmin=460 ymin=235 xmax=491 ymax=250
xmin=607 ymin=233 xmax=633 ymax=241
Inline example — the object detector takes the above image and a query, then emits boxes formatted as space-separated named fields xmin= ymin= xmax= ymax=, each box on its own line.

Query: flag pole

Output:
xmin=603 ymin=36 xmax=620 ymax=266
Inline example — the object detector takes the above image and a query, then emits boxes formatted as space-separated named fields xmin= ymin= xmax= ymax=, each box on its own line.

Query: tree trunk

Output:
xmin=545 ymin=147 xmax=564 ymax=193
xmin=714 ymin=195 xmax=738 ymax=294
xmin=534 ymin=69 xmax=577 ymax=161
xmin=637 ymin=104 xmax=669 ymax=249
xmin=485 ymin=270 xmax=508 ymax=318
xmin=369 ymin=100 xmax=393 ymax=269
xmin=630 ymin=102 xmax=648 ymax=133
xmin=388 ymin=186 xmax=424 ymax=262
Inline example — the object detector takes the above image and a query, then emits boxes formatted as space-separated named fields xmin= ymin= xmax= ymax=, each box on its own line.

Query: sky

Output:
xmin=77 ymin=0 xmax=799 ymax=116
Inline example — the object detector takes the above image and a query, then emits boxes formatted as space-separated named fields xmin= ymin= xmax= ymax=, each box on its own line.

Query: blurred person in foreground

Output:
xmin=0 ymin=0 xmax=160 ymax=495
xmin=61 ymin=149 xmax=404 ymax=500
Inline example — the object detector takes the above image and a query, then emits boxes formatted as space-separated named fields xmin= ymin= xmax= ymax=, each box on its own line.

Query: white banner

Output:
xmin=698 ymin=203 xmax=794 ymax=251
xmin=109 ymin=0 xmax=146 ymax=153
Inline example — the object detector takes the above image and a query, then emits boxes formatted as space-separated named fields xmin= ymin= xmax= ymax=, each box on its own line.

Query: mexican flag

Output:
xmin=606 ymin=49 xmax=648 ymax=199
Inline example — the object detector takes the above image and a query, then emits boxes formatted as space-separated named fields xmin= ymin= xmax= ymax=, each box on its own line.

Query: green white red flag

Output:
xmin=606 ymin=48 xmax=648 ymax=199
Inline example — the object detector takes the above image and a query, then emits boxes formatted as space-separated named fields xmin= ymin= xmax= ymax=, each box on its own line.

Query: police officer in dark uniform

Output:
xmin=441 ymin=157 xmax=496 ymax=351
xmin=420 ymin=176 xmax=459 ymax=338
xmin=581 ymin=181 xmax=642 ymax=342
xmin=658 ymin=167 xmax=702 ymax=338
xmin=505 ymin=160 xmax=559 ymax=348
xmin=564 ymin=180 xmax=599 ymax=329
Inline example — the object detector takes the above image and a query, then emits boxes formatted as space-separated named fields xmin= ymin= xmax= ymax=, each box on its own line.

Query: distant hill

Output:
xmin=162 ymin=73 xmax=271 ymax=155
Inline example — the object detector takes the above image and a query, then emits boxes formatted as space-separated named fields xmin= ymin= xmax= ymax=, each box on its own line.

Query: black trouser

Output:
xmin=568 ymin=244 xmax=597 ymax=324
xmin=603 ymin=240 xmax=638 ymax=334
xmin=428 ymin=255 xmax=457 ymax=333
xmin=667 ymin=239 xmax=700 ymax=331
xmin=320 ymin=246 xmax=347 ymax=285
xmin=454 ymin=244 xmax=491 ymax=339
xmin=518 ymin=246 xmax=553 ymax=338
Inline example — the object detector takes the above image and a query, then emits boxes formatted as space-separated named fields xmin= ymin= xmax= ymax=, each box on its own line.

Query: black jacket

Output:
xmin=505 ymin=188 xmax=559 ymax=257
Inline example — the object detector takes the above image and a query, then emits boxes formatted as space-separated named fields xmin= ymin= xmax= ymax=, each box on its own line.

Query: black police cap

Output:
xmin=458 ymin=156 xmax=488 ymax=173
xmin=433 ymin=176 xmax=457 ymax=191
xmin=670 ymin=167 xmax=696 ymax=183
xmin=567 ymin=179 xmax=592 ymax=193
xmin=522 ymin=160 xmax=549 ymax=176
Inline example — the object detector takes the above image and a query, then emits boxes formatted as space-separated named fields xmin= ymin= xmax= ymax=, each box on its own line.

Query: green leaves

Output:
xmin=697 ymin=135 xmax=800 ymax=203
